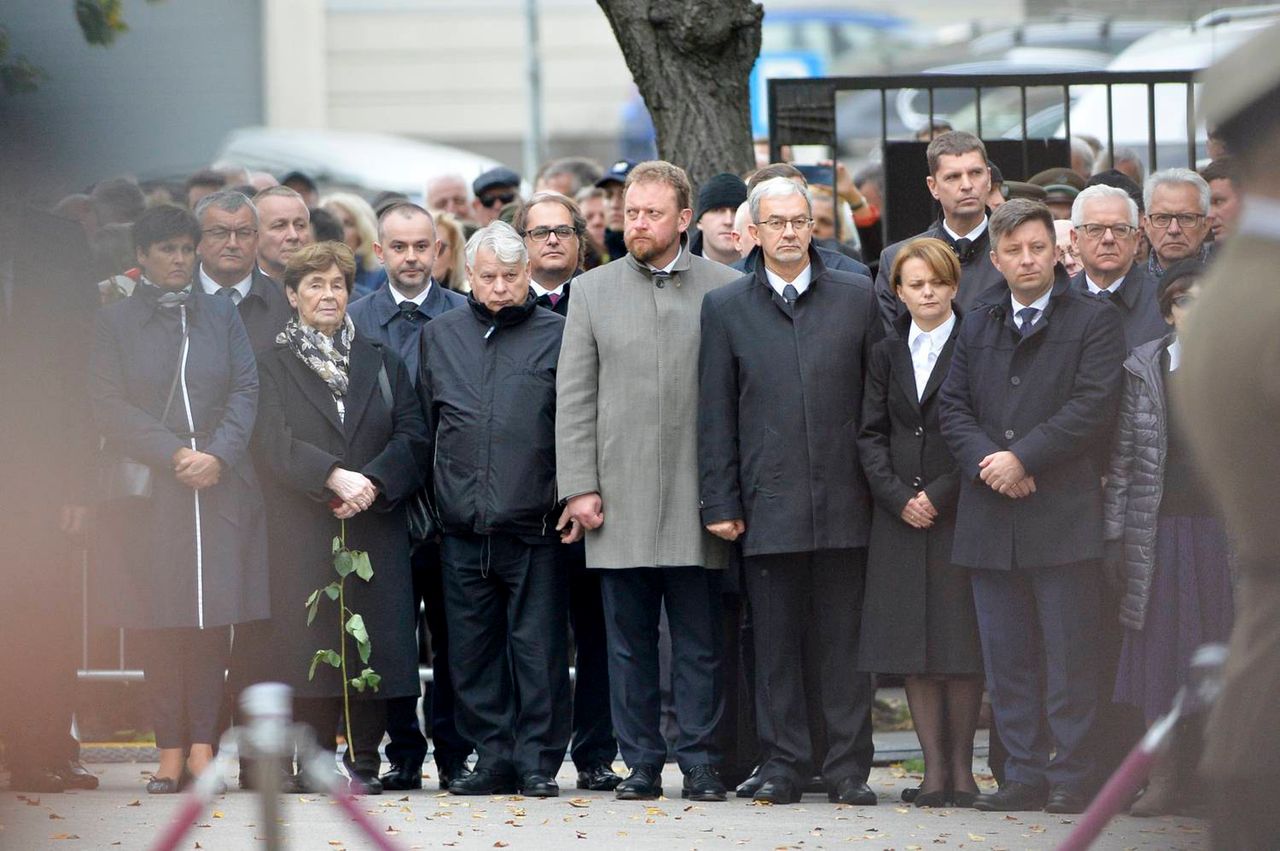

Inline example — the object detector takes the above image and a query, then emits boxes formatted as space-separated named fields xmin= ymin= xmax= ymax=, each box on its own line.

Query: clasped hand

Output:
xmin=978 ymin=451 xmax=1036 ymax=499
xmin=900 ymin=491 xmax=938 ymax=529
xmin=327 ymin=467 xmax=378 ymax=519
xmin=172 ymin=447 xmax=222 ymax=490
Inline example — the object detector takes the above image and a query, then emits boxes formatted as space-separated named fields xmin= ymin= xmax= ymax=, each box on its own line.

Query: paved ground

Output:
xmin=1 ymin=760 xmax=1209 ymax=850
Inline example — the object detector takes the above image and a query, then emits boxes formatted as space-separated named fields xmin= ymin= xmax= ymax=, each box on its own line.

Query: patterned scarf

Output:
xmin=277 ymin=314 xmax=355 ymax=398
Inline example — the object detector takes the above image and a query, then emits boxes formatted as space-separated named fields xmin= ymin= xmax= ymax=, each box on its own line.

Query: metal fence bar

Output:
xmin=1063 ymin=84 xmax=1072 ymax=143
xmin=974 ymin=86 xmax=983 ymax=138
xmin=1147 ymin=83 xmax=1159 ymax=171
xmin=1186 ymin=81 xmax=1198 ymax=166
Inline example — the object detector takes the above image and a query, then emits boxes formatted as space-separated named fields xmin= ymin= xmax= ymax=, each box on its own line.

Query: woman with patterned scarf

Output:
xmin=231 ymin=241 xmax=429 ymax=795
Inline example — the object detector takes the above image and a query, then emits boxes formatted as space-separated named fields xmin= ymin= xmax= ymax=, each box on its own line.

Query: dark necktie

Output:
xmin=782 ymin=284 xmax=799 ymax=304
xmin=399 ymin=301 xmax=422 ymax=322
xmin=951 ymin=237 xmax=975 ymax=263
xmin=218 ymin=287 xmax=241 ymax=306
xmin=1096 ymin=289 xmax=1112 ymax=302
xmin=1017 ymin=306 xmax=1039 ymax=338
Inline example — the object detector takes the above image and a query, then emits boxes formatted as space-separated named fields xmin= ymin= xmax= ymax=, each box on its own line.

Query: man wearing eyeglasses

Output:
xmin=698 ymin=177 xmax=884 ymax=806
xmin=1068 ymin=185 xmax=1169 ymax=352
xmin=193 ymin=190 xmax=292 ymax=353
xmin=472 ymin=167 xmax=522 ymax=226
xmin=1142 ymin=168 xmax=1213 ymax=280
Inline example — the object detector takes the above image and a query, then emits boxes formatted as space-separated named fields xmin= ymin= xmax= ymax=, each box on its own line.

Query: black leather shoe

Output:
xmin=828 ymin=777 xmax=878 ymax=805
xmin=951 ymin=790 xmax=979 ymax=808
xmin=1045 ymin=785 xmax=1089 ymax=814
xmin=10 ymin=768 xmax=66 ymax=793
xmin=379 ymin=763 xmax=423 ymax=791
xmin=577 ymin=763 xmax=623 ymax=791
xmin=58 ymin=760 xmax=100 ymax=790
xmin=349 ymin=770 xmax=383 ymax=795
xmin=449 ymin=767 xmax=517 ymax=796
xmin=972 ymin=782 xmax=1048 ymax=812
xmin=146 ymin=775 xmax=181 ymax=795
xmin=437 ymin=760 xmax=471 ymax=791
xmin=914 ymin=789 xmax=952 ymax=808
xmin=735 ymin=766 xmax=763 ymax=798
xmin=682 ymin=765 xmax=726 ymax=802
xmin=520 ymin=772 xmax=559 ymax=797
xmin=753 ymin=775 xmax=802 ymax=804
xmin=900 ymin=785 xmax=921 ymax=803
xmin=615 ymin=764 xmax=663 ymax=800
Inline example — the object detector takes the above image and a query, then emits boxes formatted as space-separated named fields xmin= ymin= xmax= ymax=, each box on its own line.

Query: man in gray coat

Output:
xmin=556 ymin=161 xmax=740 ymax=802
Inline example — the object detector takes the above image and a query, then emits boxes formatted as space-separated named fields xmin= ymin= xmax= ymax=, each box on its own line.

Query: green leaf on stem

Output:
xmin=308 ymin=649 xmax=331 ymax=680
xmin=324 ymin=581 xmax=341 ymax=601
xmin=352 ymin=550 xmax=373 ymax=582
xmin=334 ymin=550 xmax=355 ymax=577
xmin=345 ymin=613 xmax=368 ymax=645
xmin=332 ymin=536 xmax=341 ymax=554
xmin=304 ymin=589 xmax=319 ymax=608
xmin=349 ymin=676 xmax=366 ymax=693
xmin=306 ymin=595 xmax=320 ymax=626
xmin=361 ymin=669 xmax=381 ymax=692
xmin=357 ymin=637 xmax=372 ymax=664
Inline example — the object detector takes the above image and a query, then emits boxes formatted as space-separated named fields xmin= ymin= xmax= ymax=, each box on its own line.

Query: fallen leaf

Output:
xmin=50 ymin=834 xmax=80 ymax=841
xmin=568 ymin=798 xmax=591 ymax=808
xmin=211 ymin=811 xmax=224 ymax=819
xmin=399 ymin=796 xmax=410 ymax=802
xmin=494 ymin=843 xmax=510 ymax=849
xmin=576 ymin=831 xmax=588 ymax=839
xmin=49 ymin=813 xmax=65 ymax=820
xmin=968 ymin=833 xmax=986 ymax=841
xmin=125 ymin=800 xmax=141 ymax=807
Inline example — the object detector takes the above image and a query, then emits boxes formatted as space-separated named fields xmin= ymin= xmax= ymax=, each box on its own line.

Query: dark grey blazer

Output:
xmin=1068 ymin=264 xmax=1169 ymax=354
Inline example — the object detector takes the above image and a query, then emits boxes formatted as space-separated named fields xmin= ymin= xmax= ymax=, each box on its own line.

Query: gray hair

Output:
xmin=748 ymin=177 xmax=813 ymax=223
xmin=465 ymin=220 xmax=527 ymax=267
xmin=1070 ymin=136 xmax=1096 ymax=174
xmin=1144 ymin=167 xmax=1211 ymax=215
xmin=1093 ymin=146 xmax=1148 ymax=183
xmin=1070 ymin=185 xmax=1139 ymax=228
xmin=194 ymin=189 xmax=258 ymax=227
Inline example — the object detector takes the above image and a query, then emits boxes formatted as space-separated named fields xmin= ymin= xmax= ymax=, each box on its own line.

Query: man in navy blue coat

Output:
xmin=348 ymin=202 xmax=468 ymax=792
xmin=939 ymin=199 xmax=1125 ymax=814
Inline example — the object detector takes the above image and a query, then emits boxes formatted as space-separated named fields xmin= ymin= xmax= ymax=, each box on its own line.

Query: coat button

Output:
xmin=1010 ymin=376 xmax=1021 ymax=386
xmin=915 ymin=426 xmax=924 ymax=437
xmin=912 ymin=476 xmax=923 ymax=488
xmin=1004 ymin=429 xmax=1015 ymax=440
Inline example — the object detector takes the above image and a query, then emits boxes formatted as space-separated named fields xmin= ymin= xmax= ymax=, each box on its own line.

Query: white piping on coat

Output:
xmin=178 ymin=306 xmax=204 ymax=629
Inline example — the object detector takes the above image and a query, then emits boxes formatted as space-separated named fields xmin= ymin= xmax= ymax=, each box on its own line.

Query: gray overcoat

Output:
xmin=556 ymin=241 xmax=740 ymax=569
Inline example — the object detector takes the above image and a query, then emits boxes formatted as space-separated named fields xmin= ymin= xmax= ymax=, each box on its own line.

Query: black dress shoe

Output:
xmin=449 ymin=767 xmax=517 ymax=796
xmin=900 ymin=785 xmax=921 ymax=803
xmin=59 ymin=760 xmax=100 ymax=790
xmin=577 ymin=763 xmax=623 ymax=791
xmin=753 ymin=776 xmax=802 ymax=805
xmin=914 ymin=789 xmax=952 ymax=808
xmin=951 ymin=790 xmax=979 ymax=808
xmin=829 ymin=777 xmax=878 ymax=805
xmin=615 ymin=764 xmax=663 ymax=800
xmin=349 ymin=770 xmax=384 ymax=795
xmin=972 ymin=781 xmax=1048 ymax=812
xmin=379 ymin=763 xmax=424 ymax=791
xmin=520 ymin=772 xmax=559 ymax=797
xmin=1045 ymin=785 xmax=1089 ymax=814
xmin=735 ymin=767 xmax=764 ymax=798
xmin=682 ymin=764 xmax=726 ymax=802
xmin=10 ymin=768 xmax=66 ymax=793
xmin=146 ymin=775 xmax=182 ymax=795
xmin=437 ymin=760 xmax=471 ymax=791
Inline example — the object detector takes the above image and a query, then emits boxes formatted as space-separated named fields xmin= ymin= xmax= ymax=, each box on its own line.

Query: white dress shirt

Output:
xmin=907 ymin=313 xmax=956 ymax=400
xmin=199 ymin=267 xmax=251 ymax=303
xmin=1167 ymin=337 xmax=1182 ymax=372
xmin=390 ymin=280 xmax=432 ymax=307
xmin=1084 ymin=273 xmax=1126 ymax=297
xmin=1011 ymin=287 xmax=1053 ymax=330
xmin=764 ymin=264 xmax=813 ymax=299
xmin=942 ymin=216 xmax=989 ymax=243
xmin=648 ymin=246 xmax=683 ymax=275
xmin=530 ymin=276 xmax=572 ymax=300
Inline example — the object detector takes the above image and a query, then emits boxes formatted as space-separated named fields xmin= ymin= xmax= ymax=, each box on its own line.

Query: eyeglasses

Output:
xmin=1078 ymin=223 xmax=1138 ymax=240
xmin=480 ymin=191 xmax=517 ymax=208
xmin=1147 ymin=213 xmax=1205 ymax=230
xmin=524 ymin=225 xmax=578 ymax=242
xmin=201 ymin=227 xmax=258 ymax=242
xmin=757 ymin=217 xmax=814 ymax=233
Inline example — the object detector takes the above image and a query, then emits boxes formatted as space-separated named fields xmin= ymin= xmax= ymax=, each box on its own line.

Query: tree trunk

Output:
xmin=597 ymin=0 xmax=762 ymax=191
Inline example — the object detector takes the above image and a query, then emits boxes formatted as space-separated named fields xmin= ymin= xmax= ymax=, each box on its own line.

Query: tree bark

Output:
xmin=597 ymin=0 xmax=762 ymax=190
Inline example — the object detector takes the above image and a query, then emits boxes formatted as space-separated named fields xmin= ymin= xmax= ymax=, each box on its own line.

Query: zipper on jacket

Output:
xmin=178 ymin=306 xmax=205 ymax=630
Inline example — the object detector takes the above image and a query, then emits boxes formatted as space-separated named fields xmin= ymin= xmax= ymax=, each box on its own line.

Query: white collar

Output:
xmin=530 ymin=275 xmax=573 ymax=299
xmin=1168 ymin=336 xmax=1182 ymax=372
xmin=942 ymin=216 xmax=989 ymax=243
xmin=389 ymin=279 xmax=432 ymax=307
xmin=1084 ymin=272 xmax=1126 ymax=295
xmin=1237 ymin=195 xmax=1280 ymax=242
xmin=764 ymin=263 xmax=813 ymax=298
xmin=199 ymin=266 xmax=252 ymax=300
xmin=648 ymin=245 xmax=683 ymax=275
xmin=1010 ymin=286 xmax=1053 ymax=323
xmin=908 ymin=312 xmax=956 ymax=352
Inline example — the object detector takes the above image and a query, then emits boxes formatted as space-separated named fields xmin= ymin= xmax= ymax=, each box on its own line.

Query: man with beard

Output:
xmin=556 ymin=161 xmax=741 ymax=802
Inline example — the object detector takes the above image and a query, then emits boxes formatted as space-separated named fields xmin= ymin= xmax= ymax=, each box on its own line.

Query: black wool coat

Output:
xmin=232 ymin=335 xmax=430 ymax=700
xmin=89 ymin=287 xmax=269 ymax=629
xmin=698 ymin=248 xmax=884 ymax=556
xmin=195 ymin=265 xmax=293 ymax=355
xmin=856 ymin=311 xmax=981 ymax=674
xmin=1068 ymin=265 xmax=1169 ymax=354
xmin=938 ymin=270 xmax=1126 ymax=571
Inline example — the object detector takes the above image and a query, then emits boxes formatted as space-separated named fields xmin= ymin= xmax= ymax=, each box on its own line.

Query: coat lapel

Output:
xmin=342 ymin=338 xmax=380 ymax=440
xmin=279 ymin=346 xmax=346 ymax=438
xmin=890 ymin=336 xmax=921 ymax=410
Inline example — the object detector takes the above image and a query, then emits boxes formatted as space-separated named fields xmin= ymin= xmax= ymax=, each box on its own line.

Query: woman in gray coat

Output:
xmin=91 ymin=205 xmax=268 ymax=792
xmin=1104 ymin=259 xmax=1234 ymax=814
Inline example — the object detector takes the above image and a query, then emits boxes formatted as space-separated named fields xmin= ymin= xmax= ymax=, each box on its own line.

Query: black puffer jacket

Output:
xmin=1103 ymin=334 xmax=1174 ymax=629
xmin=418 ymin=293 xmax=565 ymax=539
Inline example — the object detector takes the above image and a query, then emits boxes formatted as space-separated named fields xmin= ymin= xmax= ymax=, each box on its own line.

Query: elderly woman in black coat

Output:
xmin=232 ymin=241 xmax=429 ymax=794
xmin=90 ymin=204 xmax=268 ymax=793
xmin=857 ymin=238 xmax=984 ymax=808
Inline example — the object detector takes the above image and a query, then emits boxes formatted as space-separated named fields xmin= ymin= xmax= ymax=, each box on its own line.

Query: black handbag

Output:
xmin=376 ymin=360 xmax=438 ymax=550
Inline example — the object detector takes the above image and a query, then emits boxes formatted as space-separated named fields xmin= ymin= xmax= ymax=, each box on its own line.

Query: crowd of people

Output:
xmin=1 ymin=41 xmax=1275 ymax=845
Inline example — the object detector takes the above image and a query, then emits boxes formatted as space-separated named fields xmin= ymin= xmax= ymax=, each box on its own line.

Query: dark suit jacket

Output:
xmin=733 ymin=243 xmax=871 ymax=280
xmin=195 ymin=265 xmax=292 ymax=355
xmin=938 ymin=270 xmax=1125 ymax=570
xmin=875 ymin=221 xmax=1005 ymax=329
xmin=348 ymin=279 xmax=465 ymax=381
xmin=533 ymin=271 xmax=582 ymax=317
xmin=1068 ymin=265 xmax=1169 ymax=354
xmin=698 ymin=247 xmax=884 ymax=556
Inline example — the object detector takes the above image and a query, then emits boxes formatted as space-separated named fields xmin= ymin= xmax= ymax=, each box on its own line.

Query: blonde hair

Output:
xmin=319 ymin=191 xmax=379 ymax=268
xmin=890 ymin=237 xmax=960 ymax=292
xmin=431 ymin=211 xmax=469 ymax=293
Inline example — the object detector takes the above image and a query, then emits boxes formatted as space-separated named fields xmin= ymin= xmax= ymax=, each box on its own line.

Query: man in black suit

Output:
xmin=939 ymin=199 xmax=1125 ymax=814
xmin=194 ymin=190 xmax=293 ymax=353
xmin=697 ymin=177 xmax=883 ymax=806
xmin=1068 ymin=184 xmax=1167 ymax=352
xmin=875 ymin=132 xmax=1005 ymax=328
xmin=514 ymin=193 xmax=623 ymax=792
xmin=347 ymin=202 xmax=471 ymax=792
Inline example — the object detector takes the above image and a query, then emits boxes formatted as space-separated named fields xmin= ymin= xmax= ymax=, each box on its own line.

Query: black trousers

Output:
xmin=136 ymin=626 xmax=231 ymax=749
xmin=743 ymin=548 xmax=875 ymax=784
xmin=563 ymin=540 xmax=618 ymax=770
xmin=293 ymin=696 xmax=385 ymax=775
xmin=598 ymin=565 xmax=723 ymax=771
xmin=441 ymin=533 xmax=571 ymax=776
xmin=383 ymin=540 xmax=472 ymax=771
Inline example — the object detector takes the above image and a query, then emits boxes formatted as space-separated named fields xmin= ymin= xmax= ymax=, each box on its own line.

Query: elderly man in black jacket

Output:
xmin=698 ymin=177 xmax=883 ymax=806
xmin=418 ymin=221 xmax=572 ymax=799
xmin=939 ymin=199 xmax=1125 ymax=814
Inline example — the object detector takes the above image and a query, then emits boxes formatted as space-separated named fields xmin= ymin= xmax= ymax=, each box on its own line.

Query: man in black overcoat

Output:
xmin=348 ymin=203 xmax=470 ymax=791
xmin=697 ymin=177 xmax=883 ymax=806
xmin=939 ymin=199 xmax=1125 ymax=814
xmin=875 ymin=132 xmax=1005 ymax=328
